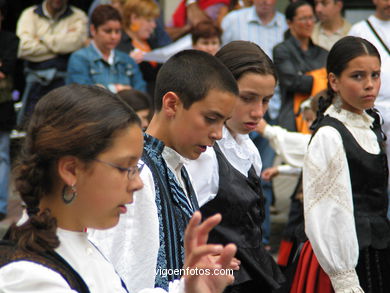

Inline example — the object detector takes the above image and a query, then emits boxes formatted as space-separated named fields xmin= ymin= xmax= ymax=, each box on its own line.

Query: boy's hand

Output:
xmin=183 ymin=211 xmax=237 ymax=293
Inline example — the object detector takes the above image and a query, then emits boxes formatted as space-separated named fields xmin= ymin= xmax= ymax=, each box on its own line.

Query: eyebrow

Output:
xmin=205 ymin=110 xmax=226 ymax=119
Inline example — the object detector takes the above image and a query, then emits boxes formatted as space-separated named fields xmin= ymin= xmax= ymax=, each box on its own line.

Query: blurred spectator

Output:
xmin=118 ymin=0 xmax=163 ymax=95
xmin=16 ymin=0 xmax=88 ymax=126
xmin=117 ymin=88 xmax=153 ymax=130
xmin=274 ymin=0 xmax=328 ymax=132
xmin=312 ymin=0 xmax=351 ymax=51
xmin=167 ymin=0 xmax=230 ymax=40
xmin=191 ymin=20 xmax=222 ymax=55
xmin=0 ymin=2 xmax=18 ymax=221
xmin=67 ymin=5 xmax=146 ymax=93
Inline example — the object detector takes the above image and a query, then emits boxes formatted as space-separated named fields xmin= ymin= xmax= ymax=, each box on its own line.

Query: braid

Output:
xmin=10 ymin=134 xmax=59 ymax=253
xmin=9 ymin=84 xmax=141 ymax=253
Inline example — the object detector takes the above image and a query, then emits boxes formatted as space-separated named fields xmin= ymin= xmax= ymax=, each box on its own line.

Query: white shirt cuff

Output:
xmin=329 ymin=269 xmax=364 ymax=293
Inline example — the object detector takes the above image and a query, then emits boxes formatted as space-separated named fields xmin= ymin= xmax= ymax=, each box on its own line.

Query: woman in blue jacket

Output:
xmin=67 ymin=5 xmax=146 ymax=93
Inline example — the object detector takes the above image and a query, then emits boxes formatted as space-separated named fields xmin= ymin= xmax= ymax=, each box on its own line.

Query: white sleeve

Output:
xmin=0 ymin=261 xmax=77 ymax=292
xmin=303 ymin=126 xmax=363 ymax=292
xmin=263 ymin=124 xmax=310 ymax=168
xmin=186 ymin=147 xmax=219 ymax=207
xmin=277 ymin=164 xmax=301 ymax=175
xmin=88 ymin=162 xmax=160 ymax=293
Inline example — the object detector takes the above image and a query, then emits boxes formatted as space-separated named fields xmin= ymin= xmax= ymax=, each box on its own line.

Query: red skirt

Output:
xmin=290 ymin=241 xmax=334 ymax=293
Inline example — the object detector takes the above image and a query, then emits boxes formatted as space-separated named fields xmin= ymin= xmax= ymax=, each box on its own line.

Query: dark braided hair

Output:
xmin=11 ymin=84 xmax=140 ymax=253
xmin=311 ymin=36 xmax=381 ymax=131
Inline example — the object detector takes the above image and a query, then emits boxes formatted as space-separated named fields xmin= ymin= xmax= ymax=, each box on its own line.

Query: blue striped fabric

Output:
xmin=142 ymin=133 xmax=199 ymax=290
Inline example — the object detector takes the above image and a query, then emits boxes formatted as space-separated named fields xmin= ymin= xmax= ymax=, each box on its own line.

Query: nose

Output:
xmin=210 ymin=125 xmax=223 ymax=141
xmin=251 ymin=103 xmax=265 ymax=119
xmin=128 ymin=173 xmax=144 ymax=195
xmin=365 ymin=76 xmax=375 ymax=90
xmin=315 ymin=4 xmax=323 ymax=13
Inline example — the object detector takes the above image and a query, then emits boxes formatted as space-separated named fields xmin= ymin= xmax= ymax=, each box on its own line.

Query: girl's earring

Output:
xmin=62 ymin=184 xmax=77 ymax=204
xmin=333 ymin=93 xmax=343 ymax=113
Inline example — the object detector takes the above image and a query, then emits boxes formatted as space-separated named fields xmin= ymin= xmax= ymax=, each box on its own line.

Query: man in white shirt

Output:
xmin=312 ymin=0 xmax=351 ymax=51
xmin=348 ymin=0 xmax=390 ymax=219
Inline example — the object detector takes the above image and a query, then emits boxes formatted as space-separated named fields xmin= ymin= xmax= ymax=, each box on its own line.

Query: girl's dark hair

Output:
xmin=117 ymin=89 xmax=152 ymax=113
xmin=11 ymin=84 xmax=140 ymax=253
xmin=91 ymin=4 xmax=122 ymax=28
xmin=285 ymin=0 xmax=312 ymax=21
xmin=215 ymin=40 xmax=278 ymax=83
xmin=319 ymin=36 xmax=381 ymax=114
xmin=191 ymin=20 xmax=222 ymax=45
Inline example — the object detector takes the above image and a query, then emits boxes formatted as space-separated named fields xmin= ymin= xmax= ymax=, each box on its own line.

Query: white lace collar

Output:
xmin=218 ymin=126 xmax=262 ymax=176
xmin=326 ymin=105 xmax=374 ymax=129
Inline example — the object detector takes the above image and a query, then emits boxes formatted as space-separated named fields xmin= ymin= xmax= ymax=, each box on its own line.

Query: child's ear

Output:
xmin=57 ymin=156 xmax=79 ymax=187
xmin=328 ymin=72 xmax=338 ymax=93
xmin=162 ymin=91 xmax=181 ymax=118
xmin=90 ymin=24 xmax=96 ymax=37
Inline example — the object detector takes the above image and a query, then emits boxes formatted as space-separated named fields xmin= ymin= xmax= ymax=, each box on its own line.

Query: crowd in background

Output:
xmin=0 ymin=0 xmax=389 ymax=292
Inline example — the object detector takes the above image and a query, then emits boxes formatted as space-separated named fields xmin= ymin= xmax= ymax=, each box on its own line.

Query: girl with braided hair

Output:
xmin=0 ymin=84 xmax=237 ymax=293
xmin=292 ymin=36 xmax=390 ymax=292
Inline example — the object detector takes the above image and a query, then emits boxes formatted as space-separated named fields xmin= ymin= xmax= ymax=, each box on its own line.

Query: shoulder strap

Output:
xmin=366 ymin=19 xmax=390 ymax=55
xmin=0 ymin=240 xmax=90 ymax=293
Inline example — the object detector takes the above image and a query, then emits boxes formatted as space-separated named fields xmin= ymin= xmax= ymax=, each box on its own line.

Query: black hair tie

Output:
xmin=26 ymin=206 xmax=40 ymax=216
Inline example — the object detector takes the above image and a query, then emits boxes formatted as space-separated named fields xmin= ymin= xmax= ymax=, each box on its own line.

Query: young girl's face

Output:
xmin=193 ymin=37 xmax=221 ymax=56
xmin=74 ymin=125 xmax=144 ymax=230
xmin=330 ymin=55 xmax=381 ymax=114
xmin=226 ymin=73 xmax=275 ymax=137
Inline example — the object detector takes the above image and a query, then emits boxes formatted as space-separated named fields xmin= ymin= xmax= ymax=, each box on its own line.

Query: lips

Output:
xmin=119 ymin=205 xmax=127 ymax=214
xmin=197 ymin=145 xmax=207 ymax=152
xmin=244 ymin=122 xmax=258 ymax=130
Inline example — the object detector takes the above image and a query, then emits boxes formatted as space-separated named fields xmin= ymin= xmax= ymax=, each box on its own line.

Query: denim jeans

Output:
xmin=0 ymin=131 xmax=10 ymax=214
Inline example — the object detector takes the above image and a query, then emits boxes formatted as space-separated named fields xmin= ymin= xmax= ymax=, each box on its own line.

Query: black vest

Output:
xmin=314 ymin=113 xmax=390 ymax=250
xmin=200 ymin=143 xmax=284 ymax=289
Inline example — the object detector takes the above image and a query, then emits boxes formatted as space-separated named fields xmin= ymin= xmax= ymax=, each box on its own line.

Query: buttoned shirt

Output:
xmin=221 ymin=6 xmax=287 ymax=59
xmin=311 ymin=19 xmax=352 ymax=51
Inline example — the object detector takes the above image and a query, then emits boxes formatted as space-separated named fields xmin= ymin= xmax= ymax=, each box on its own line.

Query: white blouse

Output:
xmin=0 ymin=228 xmax=127 ymax=292
xmin=186 ymin=126 xmax=262 ymax=207
xmin=263 ymin=124 xmax=311 ymax=168
xmin=303 ymin=105 xmax=379 ymax=293
xmin=1 ymin=202 xmax=183 ymax=292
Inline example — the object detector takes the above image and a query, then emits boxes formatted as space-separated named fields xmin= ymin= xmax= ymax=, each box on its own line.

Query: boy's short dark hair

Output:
xmin=154 ymin=50 xmax=238 ymax=111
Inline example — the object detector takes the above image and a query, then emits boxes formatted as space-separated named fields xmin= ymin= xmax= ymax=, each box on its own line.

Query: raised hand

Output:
xmin=183 ymin=211 xmax=237 ymax=293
